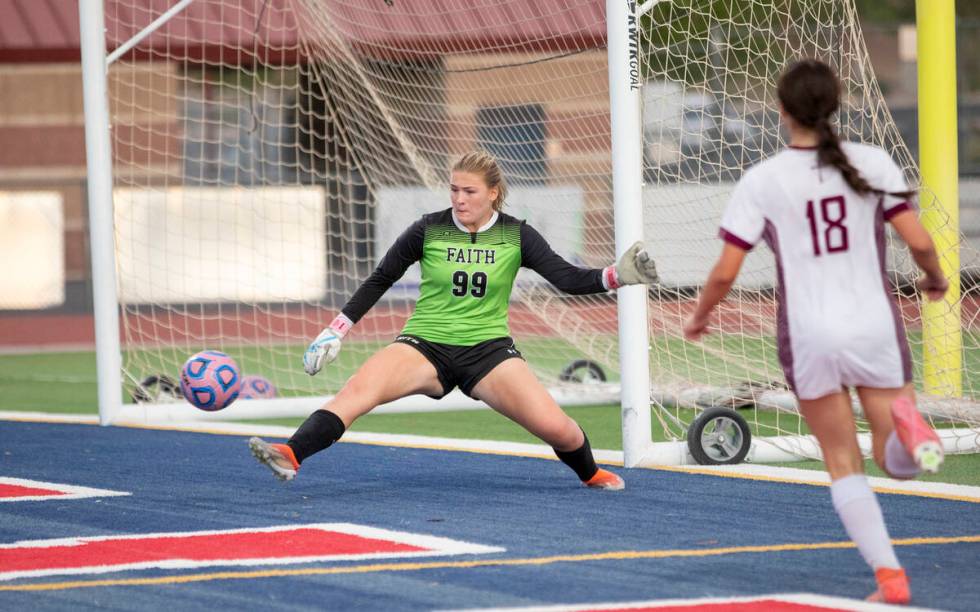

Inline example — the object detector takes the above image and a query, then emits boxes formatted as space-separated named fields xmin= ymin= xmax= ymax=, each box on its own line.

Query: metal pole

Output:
xmin=917 ymin=0 xmax=961 ymax=396
xmin=606 ymin=0 xmax=652 ymax=467
xmin=106 ymin=0 xmax=197 ymax=66
xmin=80 ymin=0 xmax=123 ymax=425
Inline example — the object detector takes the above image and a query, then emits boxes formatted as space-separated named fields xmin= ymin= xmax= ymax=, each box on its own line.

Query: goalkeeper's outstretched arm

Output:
xmin=304 ymin=219 xmax=424 ymax=375
xmin=520 ymin=222 xmax=657 ymax=294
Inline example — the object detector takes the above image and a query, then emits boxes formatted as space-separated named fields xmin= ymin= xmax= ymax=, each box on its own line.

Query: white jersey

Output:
xmin=720 ymin=142 xmax=913 ymax=399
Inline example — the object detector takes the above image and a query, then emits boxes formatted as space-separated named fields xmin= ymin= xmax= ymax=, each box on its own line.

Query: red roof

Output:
xmin=0 ymin=0 xmax=80 ymax=61
xmin=0 ymin=0 xmax=606 ymax=63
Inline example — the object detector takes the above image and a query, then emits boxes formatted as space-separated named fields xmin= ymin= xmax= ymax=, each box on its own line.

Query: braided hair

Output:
xmin=777 ymin=59 xmax=912 ymax=198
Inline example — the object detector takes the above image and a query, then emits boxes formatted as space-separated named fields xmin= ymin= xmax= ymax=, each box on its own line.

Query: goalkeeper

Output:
xmin=250 ymin=150 xmax=658 ymax=489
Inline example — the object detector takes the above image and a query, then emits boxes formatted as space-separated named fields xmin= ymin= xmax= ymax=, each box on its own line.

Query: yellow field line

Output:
xmin=3 ymin=534 xmax=978 ymax=593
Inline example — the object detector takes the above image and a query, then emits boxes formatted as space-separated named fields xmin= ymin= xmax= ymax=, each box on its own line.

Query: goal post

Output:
xmin=607 ymin=0 xmax=654 ymax=468
xmin=79 ymin=0 xmax=123 ymax=427
xmin=917 ymin=0 xmax=962 ymax=397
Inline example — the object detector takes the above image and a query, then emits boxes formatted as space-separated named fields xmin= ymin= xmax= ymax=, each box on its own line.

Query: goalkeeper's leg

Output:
xmin=250 ymin=343 xmax=444 ymax=481
xmin=471 ymin=358 xmax=624 ymax=490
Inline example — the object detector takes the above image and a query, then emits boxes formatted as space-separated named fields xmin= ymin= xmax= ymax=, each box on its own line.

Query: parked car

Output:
xmin=643 ymin=80 xmax=770 ymax=180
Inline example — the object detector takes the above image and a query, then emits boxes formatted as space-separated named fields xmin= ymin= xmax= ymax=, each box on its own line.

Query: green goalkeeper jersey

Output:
xmin=340 ymin=208 xmax=607 ymax=346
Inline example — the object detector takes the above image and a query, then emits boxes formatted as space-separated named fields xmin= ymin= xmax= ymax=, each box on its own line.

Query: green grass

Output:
xmin=251 ymin=405 xmax=632 ymax=450
xmin=2 ymin=348 xmax=979 ymax=487
xmin=10 ymin=328 xmax=978 ymax=409
xmin=249 ymin=404 xmax=808 ymax=447
xmin=0 ymin=351 xmax=100 ymax=413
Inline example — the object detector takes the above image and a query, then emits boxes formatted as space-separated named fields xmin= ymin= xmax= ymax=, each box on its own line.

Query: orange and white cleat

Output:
xmin=584 ymin=468 xmax=625 ymax=491
xmin=867 ymin=567 xmax=910 ymax=604
xmin=249 ymin=437 xmax=300 ymax=481
xmin=892 ymin=396 xmax=944 ymax=474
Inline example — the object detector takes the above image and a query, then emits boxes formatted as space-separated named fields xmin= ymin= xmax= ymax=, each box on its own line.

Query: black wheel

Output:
xmin=131 ymin=374 xmax=180 ymax=403
xmin=558 ymin=359 xmax=607 ymax=383
xmin=687 ymin=407 xmax=752 ymax=465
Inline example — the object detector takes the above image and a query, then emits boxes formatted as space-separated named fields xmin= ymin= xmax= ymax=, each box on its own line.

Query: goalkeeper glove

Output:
xmin=303 ymin=314 xmax=353 ymax=376
xmin=603 ymin=241 xmax=659 ymax=288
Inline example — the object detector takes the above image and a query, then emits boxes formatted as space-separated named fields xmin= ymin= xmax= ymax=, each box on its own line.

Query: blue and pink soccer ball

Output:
xmin=239 ymin=374 xmax=277 ymax=400
xmin=179 ymin=350 xmax=241 ymax=411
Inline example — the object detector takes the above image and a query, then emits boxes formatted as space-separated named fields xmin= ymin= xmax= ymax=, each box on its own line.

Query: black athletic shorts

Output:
xmin=393 ymin=335 xmax=524 ymax=399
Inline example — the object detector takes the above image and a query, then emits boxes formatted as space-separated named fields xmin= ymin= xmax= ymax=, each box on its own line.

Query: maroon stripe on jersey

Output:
xmin=762 ymin=220 xmax=796 ymax=393
xmin=875 ymin=204 xmax=913 ymax=382
xmin=883 ymin=201 xmax=912 ymax=221
xmin=718 ymin=228 xmax=755 ymax=251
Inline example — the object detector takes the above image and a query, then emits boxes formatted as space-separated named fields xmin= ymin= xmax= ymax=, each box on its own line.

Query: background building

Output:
xmin=0 ymin=1 xmax=978 ymax=325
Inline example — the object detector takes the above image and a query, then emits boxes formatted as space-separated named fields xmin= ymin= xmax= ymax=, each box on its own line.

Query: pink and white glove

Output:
xmin=603 ymin=241 xmax=659 ymax=289
xmin=303 ymin=314 xmax=353 ymax=376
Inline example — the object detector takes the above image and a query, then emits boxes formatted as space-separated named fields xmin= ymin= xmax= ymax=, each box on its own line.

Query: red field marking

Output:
xmin=0 ymin=483 xmax=66 ymax=499
xmin=0 ymin=477 xmax=129 ymax=503
xmin=0 ymin=523 xmax=504 ymax=581
xmin=468 ymin=594 xmax=898 ymax=612
xmin=586 ymin=602 xmax=835 ymax=612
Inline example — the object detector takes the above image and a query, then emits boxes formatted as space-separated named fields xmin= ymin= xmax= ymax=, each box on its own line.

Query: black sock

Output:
xmin=287 ymin=409 xmax=346 ymax=464
xmin=554 ymin=430 xmax=599 ymax=482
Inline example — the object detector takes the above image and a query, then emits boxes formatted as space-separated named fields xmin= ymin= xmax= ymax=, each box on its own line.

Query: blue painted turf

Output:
xmin=0 ymin=421 xmax=977 ymax=611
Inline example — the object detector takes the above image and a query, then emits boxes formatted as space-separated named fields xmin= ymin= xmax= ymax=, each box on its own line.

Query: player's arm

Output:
xmin=686 ymin=173 xmax=763 ymax=341
xmin=876 ymin=153 xmax=946 ymax=301
xmin=521 ymin=223 xmax=657 ymax=294
xmin=341 ymin=220 xmax=425 ymax=321
xmin=683 ymin=243 xmax=747 ymax=341
xmin=304 ymin=220 xmax=425 ymax=375
xmin=888 ymin=209 xmax=948 ymax=301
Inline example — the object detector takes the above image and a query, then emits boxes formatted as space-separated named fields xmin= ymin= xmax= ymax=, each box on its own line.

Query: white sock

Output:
xmin=885 ymin=431 xmax=921 ymax=479
xmin=830 ymin=474 xmax=901 ymax=570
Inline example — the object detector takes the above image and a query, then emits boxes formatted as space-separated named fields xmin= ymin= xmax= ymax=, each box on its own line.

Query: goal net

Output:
xmin=101 ymin=0 xmax=980 ymax=462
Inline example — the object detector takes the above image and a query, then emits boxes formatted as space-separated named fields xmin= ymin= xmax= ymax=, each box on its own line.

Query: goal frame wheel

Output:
xmin=558 ymin=359 xmax=607 ymax=384
xmin=686 ymin=407 xmax=752 ymax=465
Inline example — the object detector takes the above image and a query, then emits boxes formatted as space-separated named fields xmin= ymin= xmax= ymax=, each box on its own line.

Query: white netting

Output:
xmin=103 ymin=0 xmax=979 ymax=459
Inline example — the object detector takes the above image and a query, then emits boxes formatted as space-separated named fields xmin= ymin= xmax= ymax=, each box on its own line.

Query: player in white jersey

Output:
xmin=683 ymin=60 xmax=948 ymax=605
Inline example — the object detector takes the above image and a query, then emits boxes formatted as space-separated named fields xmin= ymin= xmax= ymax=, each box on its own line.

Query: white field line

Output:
xmin=446 ymin=592 xmax=936 ymax=612
xmin=0 ymin=477 xmax=129 ymax=502
xmin=1 ymin=411 xmax=978 ymax=502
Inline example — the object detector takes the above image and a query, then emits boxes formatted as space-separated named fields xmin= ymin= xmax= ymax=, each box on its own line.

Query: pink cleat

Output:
xmin=891 ymin=397 xmax=944 ymax=474
xmin=866 ymin=567 xmax=911 ymax=604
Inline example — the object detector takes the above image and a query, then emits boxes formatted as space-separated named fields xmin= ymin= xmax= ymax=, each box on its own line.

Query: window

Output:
xmin=181 ymin=68 xmax=293 ymax=186
xmin=476 ymin=105 xmax=547 ymax=184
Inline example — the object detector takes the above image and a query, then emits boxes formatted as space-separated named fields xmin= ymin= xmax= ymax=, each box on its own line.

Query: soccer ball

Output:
xmin=179 ymin=350 xmax=241 ymax=411
xmin=239 ymin=374 xmax=277 ymax=400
